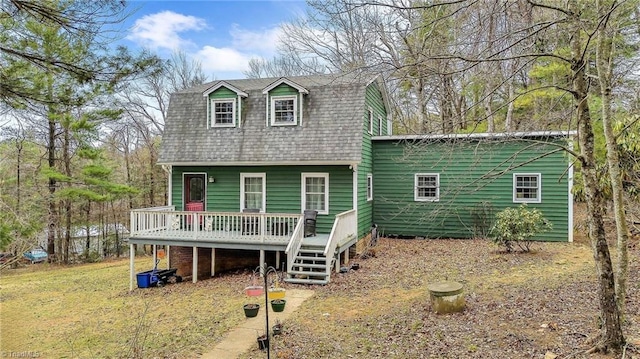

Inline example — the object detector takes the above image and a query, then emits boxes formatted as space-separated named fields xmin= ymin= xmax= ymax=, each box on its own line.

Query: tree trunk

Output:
xmin=570 ymin=1 xmax=624 ymax=351
xmin=505 ymin=79 xmax=514 ymax=132
xmin=63 ymin=122 xmax=71 ymax=264
xmin=85 ymin=202 xmax=91 ymax=256
xmin=595 ymin=0 xmax=630 ymax=317
xmin=47 ymin=114 xmax=57 ymax=262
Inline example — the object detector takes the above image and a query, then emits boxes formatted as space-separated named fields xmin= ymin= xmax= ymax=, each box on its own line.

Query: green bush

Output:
xmin=490 ymin=204 xmax=552 ymax=252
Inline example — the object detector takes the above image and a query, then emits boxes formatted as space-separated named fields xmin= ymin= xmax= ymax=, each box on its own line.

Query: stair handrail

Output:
xmin=323 ymin=209 xmax=357 ymax=259
xmin=285 ymin=215 xmax=305 ymax=274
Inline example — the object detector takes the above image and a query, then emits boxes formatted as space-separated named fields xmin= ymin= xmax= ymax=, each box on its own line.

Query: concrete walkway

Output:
xmin=200 ymin=289 xmax=315 ymax=358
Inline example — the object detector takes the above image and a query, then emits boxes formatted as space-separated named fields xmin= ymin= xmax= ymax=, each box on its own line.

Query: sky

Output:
xmin=122 ymin=1 xmax=308 ymax=80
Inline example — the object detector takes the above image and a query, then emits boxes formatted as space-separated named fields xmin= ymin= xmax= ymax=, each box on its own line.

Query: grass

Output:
xmin=1 ymin=238 xmax=637 ymax=359
xmin=0 ymin=257 xmax=248 ymax=358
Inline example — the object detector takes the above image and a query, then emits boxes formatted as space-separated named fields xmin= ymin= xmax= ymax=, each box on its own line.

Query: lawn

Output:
xmin=1 ymin=238 xmax=638 ymax=359
xmin=0 ymin=257 xmax=250 ymax=358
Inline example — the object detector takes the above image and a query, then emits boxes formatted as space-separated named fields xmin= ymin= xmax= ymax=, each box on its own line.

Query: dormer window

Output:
xmin=202 ymin=81 xmax=248 ymax=129
xmin=262 ymin=78 xmax=308 ymax=127
xmin=271 ymin=96 xmax=297 ymax=126
xmin=212 ymin=99 xmax=235 ymax=127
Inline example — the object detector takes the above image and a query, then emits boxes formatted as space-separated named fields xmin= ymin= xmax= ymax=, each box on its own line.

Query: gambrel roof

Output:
xmin=158 ymin=73 xmax=386 ymax=166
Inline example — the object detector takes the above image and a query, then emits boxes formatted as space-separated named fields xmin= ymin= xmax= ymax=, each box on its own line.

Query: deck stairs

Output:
xmin=285 ymin=242 xmax=334 ymax=285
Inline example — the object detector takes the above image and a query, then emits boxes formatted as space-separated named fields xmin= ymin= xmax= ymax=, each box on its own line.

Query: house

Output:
xmin=127 ymin=73 xmax=574 ymax=289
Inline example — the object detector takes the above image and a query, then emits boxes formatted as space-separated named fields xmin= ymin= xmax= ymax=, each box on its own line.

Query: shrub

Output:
xmin=490 ymin=204 xmax=552 ymax=252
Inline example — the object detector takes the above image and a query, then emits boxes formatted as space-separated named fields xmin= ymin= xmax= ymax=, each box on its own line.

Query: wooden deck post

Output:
xmin=211 ymin=248 xmax=215 ymax=277
xmin=166 ymin=245 xmax=170 ymax=269
xmin=259 ymin=250 xmax=265 ymax=277
xmin=192 ymin=247 xmax=198 ymax=283
xmin=275 ymin=251 xmax=280 ymax=269
xmin=129 ymin=244 xmax=135 ymax=291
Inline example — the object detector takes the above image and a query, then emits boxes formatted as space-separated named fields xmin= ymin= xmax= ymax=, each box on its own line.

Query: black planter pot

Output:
xmin=243 ymin=303 xmax=260 ymax=318
xmin=257 ymin=335 xmax=269 ymax=350
xmin=270 ymin=299 xmax=286 ymax=312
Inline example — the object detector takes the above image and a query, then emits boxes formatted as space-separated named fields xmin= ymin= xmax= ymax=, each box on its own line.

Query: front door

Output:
xmin=184 ymin=174 xmax=205 ymax=211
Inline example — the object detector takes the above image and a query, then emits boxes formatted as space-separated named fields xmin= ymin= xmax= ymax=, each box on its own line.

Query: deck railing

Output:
xmin=130 ymin=206 xmax=175 ymax=233
xmin=284 ymin=219 xmax=305 ymax=274
xmin=324 ymin=209 xmax=357 ymax=271
xmin=130 ymin=207 xmax=302 ymax=243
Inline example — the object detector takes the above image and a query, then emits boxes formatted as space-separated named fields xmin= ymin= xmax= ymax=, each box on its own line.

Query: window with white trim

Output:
xmin=211 ymin=99 xmax=235 ymax=127
xmin=513 ymin=173 xmax=541 ymax=203
xmin=367 ymin=173 xmax=373 ymax=201
xmin=367 ymin=109 xmax=373 ymax=134
xmin=378 ymin=116 xmax=383 ymax=135
xmin=271 ymin=96 xmax=297 ymax=126
xmin=302 ymin=173 xmax=329 ymax=214
xmin=241 ymin=173 xmax=266 ymax=211
xmin=414 ymin=173 xmax=440 ymax=202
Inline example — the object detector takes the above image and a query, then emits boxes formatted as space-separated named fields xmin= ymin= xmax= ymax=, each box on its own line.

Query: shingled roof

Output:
xmin=158 ymin=73 xmax=380 ymax=166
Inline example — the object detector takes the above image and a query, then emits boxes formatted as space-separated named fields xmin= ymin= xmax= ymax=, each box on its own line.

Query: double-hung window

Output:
xmin=513 ymin=173 xmax=541 ymax=203
xmin=241 ymin=173 xmax=266 ymax=211
xmin=271 ymin=96 xmax=297 ymax=125
xmin=414 ymin=173 xmax=440 ymax=202
xmin=211 ymin=99 xmax=235 ymax=127
xmin=302 ymin=173 xmax=329 ymax=214
xmin=367 ymin=174 xmax=373 ymax=201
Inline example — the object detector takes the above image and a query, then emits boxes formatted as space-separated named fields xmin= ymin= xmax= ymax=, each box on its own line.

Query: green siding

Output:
xmin=172 ymin=165 xmax=353 ymax=233
xmin=357 ymin=82 xmax=388 ymax=238
xmin=372 ymin=138 xmax=571 ymax=242
xmin=209 ymin=87 xmax=236 ymax=98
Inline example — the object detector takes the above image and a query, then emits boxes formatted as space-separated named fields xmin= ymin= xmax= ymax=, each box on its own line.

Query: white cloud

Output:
xmin=194 ymin=46 xmax=252 ymax=73
xmin=127 ymin=11 xmax=288 ymax=78
xmin=127 ymin=11 xmax=207 ymax=51
xmin=194 ymin=25 xmax=285 ymax=77
xmin=229 ymin=24 xmax=283 ymax=56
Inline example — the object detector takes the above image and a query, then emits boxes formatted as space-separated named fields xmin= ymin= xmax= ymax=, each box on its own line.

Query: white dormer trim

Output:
xmin=261 ymin=77 xmax=309 ymax=95
xmin=202 ymin=81 xmax=248 ymax=98
xmin=262 ymin=78 xmax=308 ymax=127
xmin=203 ymin=81 xmax=248 ymax=128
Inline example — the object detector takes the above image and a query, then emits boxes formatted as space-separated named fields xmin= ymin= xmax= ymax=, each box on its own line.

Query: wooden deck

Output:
xmin=128 ymin=208 xmax=306 ymax=250
xmin=128 ymin=207 xmax=358 ymax=288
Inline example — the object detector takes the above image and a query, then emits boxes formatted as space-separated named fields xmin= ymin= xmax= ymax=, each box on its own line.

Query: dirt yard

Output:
xmin=1 ymin=236 xmax=638 ymax=358
xmin=239 ymin=237 xmax=639 ymax=359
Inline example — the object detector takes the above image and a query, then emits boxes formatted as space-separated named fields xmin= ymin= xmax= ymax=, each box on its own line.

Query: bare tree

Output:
xmin=243 ymin=56 xmax=326 ymax=78
xmin=117 ymin=51 xmax=209 ymax=206
xmin=595 ymin=0 xmax=634 ymax=318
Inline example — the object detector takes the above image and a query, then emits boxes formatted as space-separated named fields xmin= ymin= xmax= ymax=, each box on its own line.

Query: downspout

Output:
xmin=351 ymin=163 xmax=358 ymax=230
xmin=161 ymin=165 xmax=172 ymax=269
